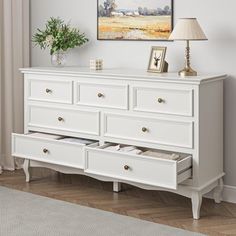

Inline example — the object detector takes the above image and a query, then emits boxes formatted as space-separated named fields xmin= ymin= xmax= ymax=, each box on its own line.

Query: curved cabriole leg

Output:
xmin=213 ymin=178 xmax=224 ymax=204
xmin=23 ymin=159 xmax=30 ymax=182
xmin=113 ymin=182 xmax=122 ymax=192
xmin=191 ymin=191 xmax=202 ymax=220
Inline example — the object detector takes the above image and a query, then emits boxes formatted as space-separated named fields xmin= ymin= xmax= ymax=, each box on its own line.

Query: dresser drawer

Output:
xmin=132 ymin=86 xmax=193 ymax=116
xmin=76 ymin=82 xmax=128 ymax=109
xmin=104 ymin=114 xmax=193 ymax=148
xmin=85 ymin=143 xmax=192 ymax=190
xmin=12 ymin=133 xmax=97 ymax=168
xmin=28 ymin=105 xmax=100 ymax=136
xmin=28 ymin=78 xmax=73 ymax=104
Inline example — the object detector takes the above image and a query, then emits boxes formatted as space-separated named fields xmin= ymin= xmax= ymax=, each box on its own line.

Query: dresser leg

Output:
xmin=23 ymin=159 xmax=30 ymax=183
xmin=213 ymin=178 xmax=224 ymax=203
xmin=113 ymin=182 xmax=122 ymax=192
xmin=191 ymin=191 xmax=202 ymax=220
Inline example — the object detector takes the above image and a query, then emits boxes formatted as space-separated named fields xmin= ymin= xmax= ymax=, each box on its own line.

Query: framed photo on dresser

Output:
xmin=147 ymin=46 xmax=167 ymax=73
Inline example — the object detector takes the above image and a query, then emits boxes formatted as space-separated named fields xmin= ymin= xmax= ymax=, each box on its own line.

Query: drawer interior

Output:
xmin=94 ymin=142 xmax=192 ymax=171
xmin=25 ymin=132 xmax=99 ymax=146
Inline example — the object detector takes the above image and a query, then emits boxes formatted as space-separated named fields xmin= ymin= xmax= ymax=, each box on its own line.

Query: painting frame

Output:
xmin=147 ymin=46 xmax=167 ymax=73
xmin=97 ymin=0 xmax=174 ymax=41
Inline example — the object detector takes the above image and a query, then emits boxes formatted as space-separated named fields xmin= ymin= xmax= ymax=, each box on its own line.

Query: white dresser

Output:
xmin=12 ymin=67 xmax=226 ymax=219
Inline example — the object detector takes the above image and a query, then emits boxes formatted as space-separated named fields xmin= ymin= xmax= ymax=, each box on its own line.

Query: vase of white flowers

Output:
xmin=32 ymin=17 xmax=88 ymax=67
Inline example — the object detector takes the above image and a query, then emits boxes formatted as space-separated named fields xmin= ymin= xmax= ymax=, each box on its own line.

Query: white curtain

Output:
xmin=0 ymin=0 xmax=30 ymax=173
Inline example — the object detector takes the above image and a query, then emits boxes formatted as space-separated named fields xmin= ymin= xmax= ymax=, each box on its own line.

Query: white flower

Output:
xmin=45 ymin=35 xmax=54 ymax=47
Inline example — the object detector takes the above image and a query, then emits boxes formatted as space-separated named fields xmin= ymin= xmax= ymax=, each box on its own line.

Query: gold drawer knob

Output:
xmin=58 ymin=117 xmax=64 ymax=122
xmin=97 ymin=93 xmax=104 ymax=98
xmin=46 ymin=88 xmax=52 ymax=93
xmin=124 ymin=165 xmax=130 ymax=171
xmin=158 ymin=98 xmax=164 ymax=103
xmin=43 ymin=148 xmax=49 ymax=154
xmin=142 ymin=127 xmax=148 ymax=133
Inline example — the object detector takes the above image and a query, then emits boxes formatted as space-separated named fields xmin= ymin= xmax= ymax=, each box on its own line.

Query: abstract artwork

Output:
xmin=97 ymin=0 xmax=173 ymax=41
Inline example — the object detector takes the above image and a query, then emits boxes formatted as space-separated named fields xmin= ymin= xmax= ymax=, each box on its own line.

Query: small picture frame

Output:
xmin=147 ymin=46 xmax=167 ymax=73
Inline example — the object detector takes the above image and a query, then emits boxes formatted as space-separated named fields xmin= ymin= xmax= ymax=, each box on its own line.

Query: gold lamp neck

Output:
xmin=179 ymin=40 xmax=197 ymax=77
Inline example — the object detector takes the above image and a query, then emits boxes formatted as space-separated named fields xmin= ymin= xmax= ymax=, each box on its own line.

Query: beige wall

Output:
xmin=30 ymin=0 xmax=236 ymax=186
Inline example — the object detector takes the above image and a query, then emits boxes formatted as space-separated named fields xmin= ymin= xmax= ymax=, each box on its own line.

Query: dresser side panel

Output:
xmin=198 ymin=80 xmax=224 ymax=186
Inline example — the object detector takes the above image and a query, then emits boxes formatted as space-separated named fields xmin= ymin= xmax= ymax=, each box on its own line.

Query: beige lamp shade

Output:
xmin=169 ymin=18 xmax=207 ymax=41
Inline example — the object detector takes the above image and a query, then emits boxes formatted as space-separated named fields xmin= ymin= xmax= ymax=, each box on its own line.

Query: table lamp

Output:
xmin=169 ymin=18 xmax=208 ymax=77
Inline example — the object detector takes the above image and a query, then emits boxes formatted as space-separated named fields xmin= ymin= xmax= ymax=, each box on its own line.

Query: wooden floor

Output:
xmin=1 ymin=169 xmax=236 ymax=236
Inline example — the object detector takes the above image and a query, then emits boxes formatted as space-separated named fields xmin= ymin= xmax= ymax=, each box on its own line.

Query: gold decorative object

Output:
xmin=58 ymin=117 xmax=64 ymax=122
xmin=43 ymin=148 xmax=49 ymax=154
xmin=169 ymin=18 xmax=208 ymax=77
xmin=97 ymin=93 xmax=104 ymax=98
xmin=142 ymin=127 xmax=148 ymax=133
xmin=124 ymin=165 xmax=130 ymax=170
xmin=46 ymin=88 xmax=52 ymax=93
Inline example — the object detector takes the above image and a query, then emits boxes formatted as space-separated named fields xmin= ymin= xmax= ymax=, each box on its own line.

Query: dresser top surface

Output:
xmin=20 ymin=67 xmax=227 ymax=84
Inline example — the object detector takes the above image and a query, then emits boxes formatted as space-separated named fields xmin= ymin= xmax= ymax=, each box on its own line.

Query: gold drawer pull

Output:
xmin=58 ymin=117 xmax=64 ymax=122
xmin=158 ymin=98 xmax=164 ymax=103
xmin=124 ymin=165 xmax=130 ymax=171
xmin=46 ymin=88 xmax=52 ymax=93
xmin=43 ymin=148 xmax=49 ymax=154
xmin=97 ymin=93 xmax=104 ymax=98
xmin=142 ymin=127 xmax=148 ymax=133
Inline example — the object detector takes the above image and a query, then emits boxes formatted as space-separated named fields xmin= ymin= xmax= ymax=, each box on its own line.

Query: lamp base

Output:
xmin=179 ymin=67 xmax=197 ymax=77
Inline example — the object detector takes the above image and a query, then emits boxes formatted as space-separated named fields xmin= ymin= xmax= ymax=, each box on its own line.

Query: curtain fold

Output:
xmin=0 ymin=0 xmax=30 ymax=173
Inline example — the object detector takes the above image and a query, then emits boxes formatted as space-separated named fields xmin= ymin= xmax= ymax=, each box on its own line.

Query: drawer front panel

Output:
xmin=132 ymin=86 xmax=193 ymax=116
xmin=85 ymin=147 xmax=192 ymax=190
xmin=28 ymin=79 xmax=73 ymax=104
xmin=28 ymin=106 xmax=100 ymax=136
xmin=104 ymin=114 xmax=193 ymax=148
xmin=76 ymin=82 xmax=128 ymax=109
xmin=12 ymin=134 xmax=85 ymax=168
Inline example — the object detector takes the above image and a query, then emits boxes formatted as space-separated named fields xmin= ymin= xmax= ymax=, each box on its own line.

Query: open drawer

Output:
xmin=85 ymin=143 xmax=192 ymax=190
xmin=12 ymin=133 xmax=98 ymax=169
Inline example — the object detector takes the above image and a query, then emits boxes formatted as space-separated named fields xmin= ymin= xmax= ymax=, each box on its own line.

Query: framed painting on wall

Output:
xmin=97 ymin=0 xmax=173 ymax=41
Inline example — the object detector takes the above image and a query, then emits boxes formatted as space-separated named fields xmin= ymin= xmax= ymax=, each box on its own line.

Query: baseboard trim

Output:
xmin=204 ymin=185 xmax=236 ymax=204
xmin=222 ymin=185 xmax=236 ymax=204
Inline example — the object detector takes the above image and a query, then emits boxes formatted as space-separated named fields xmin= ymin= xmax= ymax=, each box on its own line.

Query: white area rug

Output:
xmin=0 ymin=186 xmax=205 ymax=236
